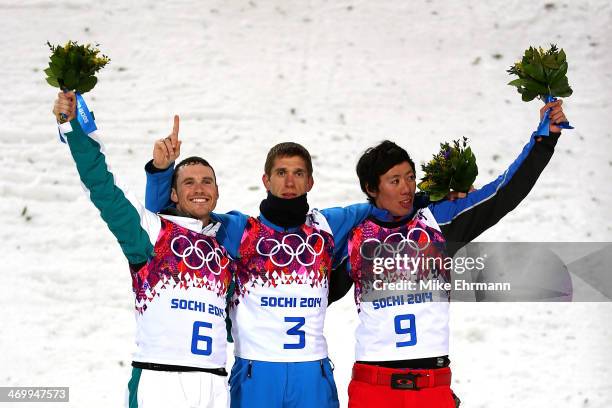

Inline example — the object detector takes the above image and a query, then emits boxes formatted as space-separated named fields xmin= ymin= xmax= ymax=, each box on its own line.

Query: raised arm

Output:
xmin=429 ymin=100 xmax=568 ymax=251
xmin=141 ymin=116 xmax=249 ymax=256
xmin=54 ymin=92 xmax=159 ymax=265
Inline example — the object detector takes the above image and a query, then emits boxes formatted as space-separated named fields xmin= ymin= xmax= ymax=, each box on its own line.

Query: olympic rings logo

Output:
xmin=359 ymin=228 xmax=431 ymax=261
xmin=256 ymin=233 xmax=325 ymax=267
xmin=170 ymin=235 xmax=229 ymax=275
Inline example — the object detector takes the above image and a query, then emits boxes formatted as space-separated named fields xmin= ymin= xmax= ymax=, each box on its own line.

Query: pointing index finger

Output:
xmin=167 ymin=115 xmax=180 ymax=148
xmin=172 ymin=115 xmax=180 ymax=138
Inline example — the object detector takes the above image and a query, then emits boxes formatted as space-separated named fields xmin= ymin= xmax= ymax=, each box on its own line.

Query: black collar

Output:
xmin=259 ymin=191 xmax=309 ymax=229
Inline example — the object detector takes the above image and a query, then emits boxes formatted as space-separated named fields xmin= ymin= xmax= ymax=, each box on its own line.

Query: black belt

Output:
xmin=352 ymin=364 xmax=452 ymax=390
xmin=357 ymin=355 xmax=450 ymax=369
xmin=132 ymin=361 xmax=228 ymax=376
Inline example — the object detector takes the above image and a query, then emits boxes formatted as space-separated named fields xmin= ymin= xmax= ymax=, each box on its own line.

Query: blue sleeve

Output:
xmin=211 ymin=211 xmax=249 ymax=259
xmin=144 ymin=161 xmax=174 ymax=212
xmin=320 ymin=202 xmax=373 ymax=262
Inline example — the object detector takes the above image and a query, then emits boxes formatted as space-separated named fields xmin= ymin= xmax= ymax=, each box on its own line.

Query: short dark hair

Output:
xmin=172 ymin=156 xmax=217 ymax=189
xmin=356 ymin=140 xmax=415 ymax=203
xmin=264 ymin=142 xmax=313 ymax=177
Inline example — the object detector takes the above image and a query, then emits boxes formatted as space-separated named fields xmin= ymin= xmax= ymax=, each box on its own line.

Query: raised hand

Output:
xmin=447 ymin=185 xmax=476 ymax=201
xmin=540 ymin=99 xmax=568 ymax=134
xmin=152 ymin=115 xmax=182 ymax=170
xmin=53 ymin=91 xmax=76 ymax=123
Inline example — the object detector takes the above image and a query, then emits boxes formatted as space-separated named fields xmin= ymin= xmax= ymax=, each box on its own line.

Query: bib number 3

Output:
xmin=284 ymin=316 xmax=306 ymax=349
xmin=394 ymin=314 xmax=417 ymax=347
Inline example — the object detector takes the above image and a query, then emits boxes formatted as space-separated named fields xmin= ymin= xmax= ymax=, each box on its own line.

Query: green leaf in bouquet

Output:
xmin=521 ymin=89 xmax=538 ymax=102
xmin=449 ymin=156 xmax=477 ymax=192
xmin=523 ymin=63 xmax=545 ymax=83
xmin=554 ymin=87 xmax=573 ymax=98
xmin=419 ymin=180 xmax=450 ymax=202
xmin=46 ymin=77 xmax=60 ymax=87
xmin=448 ymin=177 xmax=463 ymax=193
xmin=49 ymin=62 xmax=63 ymax=77
xmin=63 ymin=68 xmax=78 ymax=90
xmin=50 ymin=54 xmax=64 ymax=69
xmin=451 ymin=165 xmax=478 ymax=192
xmin=464 ymin=147 xmax=477 ymax=168
xmin=523 ymin=78 xmax=550 ymax=95
xmin=556 ymin=49 xmax=566 ymax=64
xmin=68 ymin=48 xmax=78 ymax=66
xmin=523 ymin=47 xmax=535 ymax=65
xmin=510 ymin=76 xmax=549 ymax=96
xmin=76 ymin=76 xmax=97 ymax=94
xmin=463 ymin=146 xmax=473 ymax=157
xmin=541 ymin=54 xmax=560 ymax=70
xmin=508 ymin=78 xmax=526 ymax=87
xmin=44 ymin=67 xmax=54 ymax=77
xmin=531 ymin=46 xmax=543 ymax=65
xmin=549 ymin=62 xmax=568 ymax=87
xmin=449 ymin=159 xmax=462 ymax=174
xmin=550 ymin=76 xmax=572 ymax=96
xmin=428 ymin=190 xmax=449 ymax=202
xmin=417 ymin=180 xmax=434 ymax=191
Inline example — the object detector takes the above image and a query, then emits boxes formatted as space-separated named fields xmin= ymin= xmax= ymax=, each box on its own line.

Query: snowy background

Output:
xmin=1 ymin=0 xmax=612 ymax=406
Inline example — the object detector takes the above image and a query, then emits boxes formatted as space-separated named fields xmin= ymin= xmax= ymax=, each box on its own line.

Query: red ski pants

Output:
xmin=348 ymin=363 xmax=458 ymax=408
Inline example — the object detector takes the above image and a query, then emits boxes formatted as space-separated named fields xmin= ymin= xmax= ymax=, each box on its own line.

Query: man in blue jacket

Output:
xmin=145 ymin=120 xmax=376 ymax=408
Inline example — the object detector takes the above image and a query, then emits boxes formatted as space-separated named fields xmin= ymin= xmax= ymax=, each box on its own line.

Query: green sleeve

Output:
xmin=64 ymin=119 xmax=155 ymax=264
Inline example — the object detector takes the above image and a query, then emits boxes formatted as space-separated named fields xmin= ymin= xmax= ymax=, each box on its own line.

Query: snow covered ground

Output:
xmin=1 ymin=1 xmax=611 ymax=406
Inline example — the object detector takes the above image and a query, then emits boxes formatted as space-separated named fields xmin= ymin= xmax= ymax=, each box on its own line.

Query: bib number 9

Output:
xmin=394 ymin=314 xmax=417 ymax=347
xmin=191 ymin=321 xmax=213 ymax=355
xmin=284 ymin=316 xmax=306 ymax=349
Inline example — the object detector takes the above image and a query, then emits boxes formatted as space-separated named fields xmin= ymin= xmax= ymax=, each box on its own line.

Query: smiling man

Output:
xmin=170 ymin=157 xmax=218 ymax=221
xmin=145 ymin=140 xmax=374 ymax=408
xmin=53 ymin=95 xmax=233 ymax=408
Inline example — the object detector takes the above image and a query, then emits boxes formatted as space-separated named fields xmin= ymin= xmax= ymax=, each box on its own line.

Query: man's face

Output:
xmin=171 ymin=164 xmax=219 ymax=223
xmin=368 ymin=161 xmax=416 ymax=217
xmin=262 ymin=156 xmax=314 ymax=199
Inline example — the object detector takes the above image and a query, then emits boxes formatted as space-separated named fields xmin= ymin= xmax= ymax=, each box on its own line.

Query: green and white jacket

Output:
xmin=59 ymin=119 xmax=233 ymax=369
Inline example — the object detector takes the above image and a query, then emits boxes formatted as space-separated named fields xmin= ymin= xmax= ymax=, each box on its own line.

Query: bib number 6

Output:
xmin=191 ymin=321 xmax=213 ymax=356
xmin=394 ymin=314 xmax=417 ymax=347
xmin=284 ymin=316 xmax=306 ymax=349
